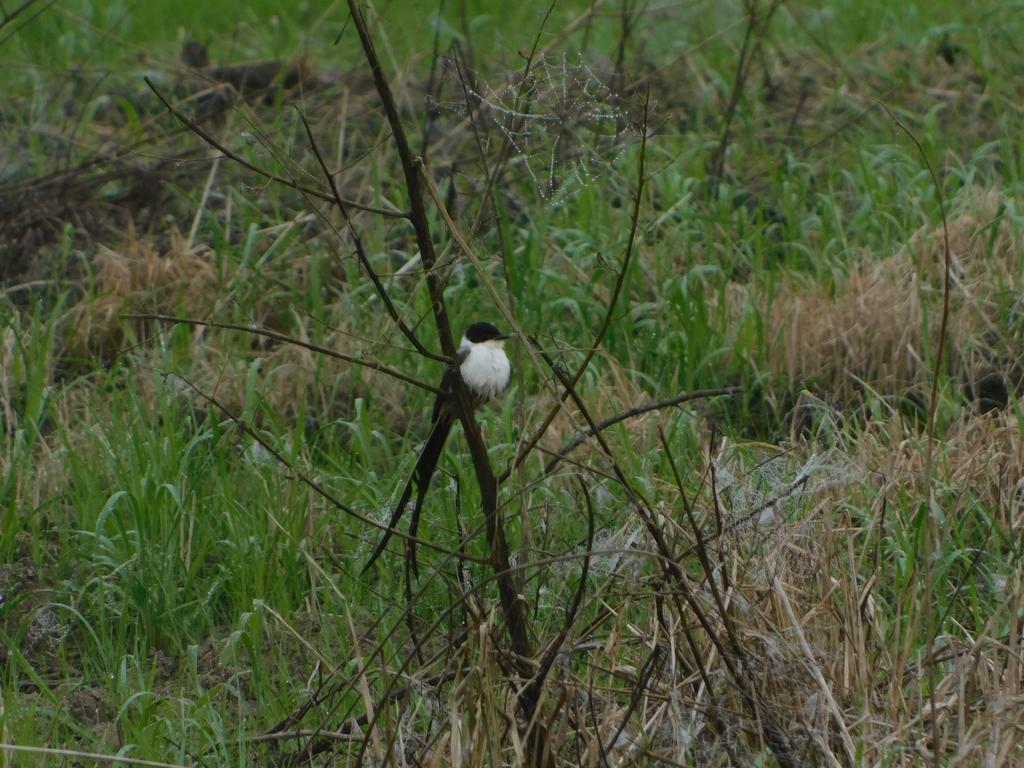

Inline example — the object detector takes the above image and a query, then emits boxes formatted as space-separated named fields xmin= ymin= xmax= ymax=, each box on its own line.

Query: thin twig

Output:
xmin=602 ymin=644 xmax=661 ymax=756
xmin=0 ymin=745 xmax=185 ymax=768
xmin=520 ymin=476 xmax=596 ymax=728
xmin=0 ymin=0 xmax=50 ymax=44
xmin=659 ymin=428 xmax=741 ymax=657
xmin=879 ymin=100 xmax=951 ymax=768
xmin=143 ymin=77 xmax=407 ymax=219
xmin=543 ymin=387 xmax=741 ymax=476
xmin=296 ymin=109 xmax=447 ymax=362
xmin=707 ymin=0 xmax=781 ymax=198
xmin=341 ymin=0 xmax=455 ymax=353
xmin=165 ymin=372 xmax=488 ymax=566
xmin=124 ymin=313 xmax=440 ymax=394
xmin=420 ymin=0 xmax=447 ymax=157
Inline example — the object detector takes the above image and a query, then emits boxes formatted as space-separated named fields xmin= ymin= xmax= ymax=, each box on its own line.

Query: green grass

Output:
xmin=3 ymin=0 xmax=1024 ymax=765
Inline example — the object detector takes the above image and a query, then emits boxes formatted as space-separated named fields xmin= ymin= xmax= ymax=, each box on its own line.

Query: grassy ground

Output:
xmin=2 ymin=0 xmax=1024 ymax=765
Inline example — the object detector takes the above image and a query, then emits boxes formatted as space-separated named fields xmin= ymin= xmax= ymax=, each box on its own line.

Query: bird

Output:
xmin=363 ymin=321 xmax=512 ymax=577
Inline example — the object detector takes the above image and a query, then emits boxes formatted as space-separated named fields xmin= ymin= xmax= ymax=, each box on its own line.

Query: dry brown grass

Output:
xmin=239 ymin=397 xmax=1020 ymax=767
xmin=331 ymin=420 xmax=1023 ymax=766
xmin=853 ymin=405 xmax=1024 ymax=528
xmin=52 ymin=222 xmax=415 ymax=429
xmin=745 ymin=186 xmax=1022 ymax=406
xmin=765 ymin=258 xmax=932 ymax=399
xmin=68 ymin=226 xmax=221 ymax=360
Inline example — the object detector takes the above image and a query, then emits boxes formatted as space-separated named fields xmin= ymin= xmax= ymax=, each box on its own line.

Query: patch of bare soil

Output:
xmin=0 ymin=41 xmax=374 ymax=289
xmin=0 ymin=533 xmax=71 ymax=688
xmin=65 ymin=684 xmax=114 ymax=725
xmin=0 ymin=149 xmax=189 ymax=285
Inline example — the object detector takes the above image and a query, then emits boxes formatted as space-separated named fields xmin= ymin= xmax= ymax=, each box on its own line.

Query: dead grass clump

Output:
xmin=907 ymin=187 xmax=1024 ymax=405
xmin=92 ymin=227 xmax=220 ymax=315
xmin=702 ymin=443 xmax=1023 ymax=766
xmin=763 ymin=256 xmax=934 ymax=400
xmin=0 ymin=153 xmax=190 ymax=285
xmin=755 ymin=187 xmax=1022 ymax=406
xmin=854 ymin=407 xmax=1024 ymax=516
xmin=70 ymin=227 xmax=220 ymax=361
xmin=906 ymin=187 xmax=1018 ymax=276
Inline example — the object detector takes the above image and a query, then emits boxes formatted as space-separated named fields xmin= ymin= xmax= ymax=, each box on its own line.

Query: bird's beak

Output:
xmin=496 ymin=333 xmax=513 ymax=341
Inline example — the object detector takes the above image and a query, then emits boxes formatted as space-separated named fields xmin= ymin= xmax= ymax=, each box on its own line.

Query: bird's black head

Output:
xmin=464 ymin=321 xmax=508 ymax=343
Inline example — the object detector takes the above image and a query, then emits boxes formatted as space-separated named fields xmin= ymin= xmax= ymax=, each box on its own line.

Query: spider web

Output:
xmin=714 ymin=449 xmax=854 ymax=530
xmin=428 ymin=54 xmax=639 ymax=207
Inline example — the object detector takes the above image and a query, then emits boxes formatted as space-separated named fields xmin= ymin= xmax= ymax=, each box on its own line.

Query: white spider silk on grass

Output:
xmin=712 ymin=448 xmax=858 ymax=528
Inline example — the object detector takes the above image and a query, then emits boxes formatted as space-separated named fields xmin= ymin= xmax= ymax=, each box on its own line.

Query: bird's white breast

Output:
xmin=460 ymin=340 xmax=511 ymax=404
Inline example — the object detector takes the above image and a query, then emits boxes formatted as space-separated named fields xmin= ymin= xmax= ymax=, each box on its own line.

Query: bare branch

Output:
xmin=880 ymin=100 xmax=952 ymax=768
xmin=124 ymin=313 xmax=441 ymax=395
xmin=0 ymin=745 xmax=184 ymax=768
xmin=0 ymin=0 xmax=50 ymax=42
xmin=520 ymin=475 xmax=596 ymax=731
xmin=543 ymin=386 xmax=741 ymax=477
xmin=166 ymin=372 xmax=488 ymax=566
xmin=296 ymin=109 xmax=448 ymax=363
xmin=143 ymin=77 xmax=408 ymax=219
xmin=341 ymin=4 xmax=535 ymax=732
xmin=341 ymin=0 xmax=457 ymax=356
xmin=602 ymin=644 xmax=662 ymax=757
xmin=707 ymin=0 xmax=782 ymax=198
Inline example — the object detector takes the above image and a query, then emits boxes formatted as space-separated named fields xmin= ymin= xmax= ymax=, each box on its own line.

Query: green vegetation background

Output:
xmin=2 ymin=0 xmax=1023 ymax=764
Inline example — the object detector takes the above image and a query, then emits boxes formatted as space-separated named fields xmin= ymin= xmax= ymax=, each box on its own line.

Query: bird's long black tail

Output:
xmin=362 ymin=412 xmax=455 ymax=576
